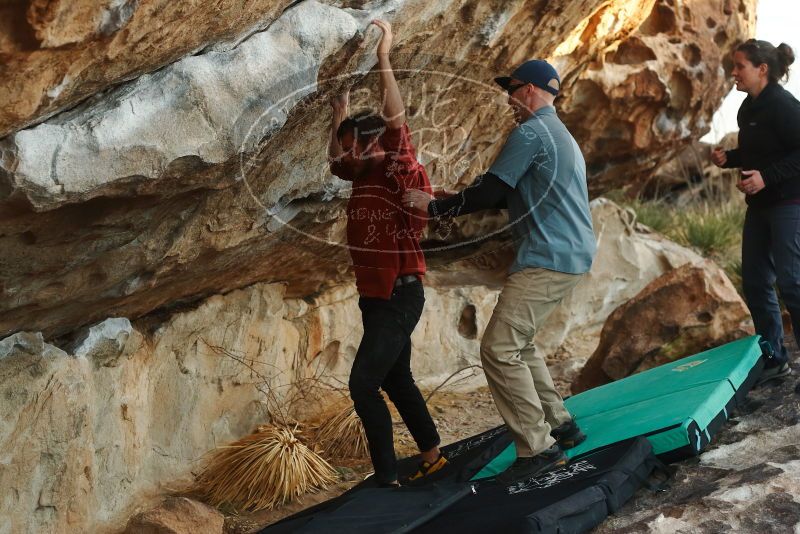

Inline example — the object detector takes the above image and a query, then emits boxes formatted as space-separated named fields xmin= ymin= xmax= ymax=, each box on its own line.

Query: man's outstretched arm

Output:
xmin=402 ymin=173 xmax=511 ymax=217
xmin=372 ymin=20 xmax=405 ymax=129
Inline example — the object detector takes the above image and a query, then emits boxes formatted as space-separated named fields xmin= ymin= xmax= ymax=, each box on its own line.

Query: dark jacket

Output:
xmin=723 ymin=82 xmax=800 ymax=209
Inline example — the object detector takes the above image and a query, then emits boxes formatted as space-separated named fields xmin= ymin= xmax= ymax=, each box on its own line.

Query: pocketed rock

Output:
xmin=574 ymin=260 xmax=753 ymax=393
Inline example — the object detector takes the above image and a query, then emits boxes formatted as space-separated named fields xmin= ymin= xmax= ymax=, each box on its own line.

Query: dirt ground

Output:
xmin=224 ymin=388 xmax=505 ymax=533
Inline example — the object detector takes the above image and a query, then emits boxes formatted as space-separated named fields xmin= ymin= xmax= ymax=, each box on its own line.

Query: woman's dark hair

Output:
xmin=736 ymin=39 xmax=795 ymax=84
xmin=336 ymin=111 xmax=387 ymax=145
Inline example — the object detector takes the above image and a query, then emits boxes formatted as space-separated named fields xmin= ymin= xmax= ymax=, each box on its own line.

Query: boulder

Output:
xmin=532 ymin=198 xmax=704 ymax=390
xmin=0 ymin=0 xmax=291 ymax=136
xmin=0 ymin=0 xmax=755 ymax=340
xmin=0 ymin=281 xmax=497 ymax=533
xmin=123 ymin=497 xmax=224 ymax=534
xmin=557 ymin=0 xmax=754 ymax=196
xmin=574 ymin=260 xmax=753 ymax=393
xmin=0 ymin=287 xmax=291 ymax=533
xmin=0 ymin=332 xmax=93 ymax=532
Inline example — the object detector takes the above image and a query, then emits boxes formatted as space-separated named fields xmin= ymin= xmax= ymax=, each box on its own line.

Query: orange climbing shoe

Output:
xmin=403 ymin=454 xmax=449 ymax=483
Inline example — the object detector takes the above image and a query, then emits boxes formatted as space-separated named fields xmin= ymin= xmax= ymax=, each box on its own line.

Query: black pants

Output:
xmin=742 ymin=205 xmax=800 ymax=366
xmin=349 ymin=280 xmax=440 ymax=484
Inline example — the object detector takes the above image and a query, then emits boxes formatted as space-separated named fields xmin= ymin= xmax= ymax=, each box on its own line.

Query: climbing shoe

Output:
xmin=550 ymin=419 xmax=587 ymax=449
xmin=402 ymin=454 xmax=449 ymax=483
xmin=496 ymin=445 xmax=567 ymax=485
xmin=757 ymin=362 xmax=792 ymax=386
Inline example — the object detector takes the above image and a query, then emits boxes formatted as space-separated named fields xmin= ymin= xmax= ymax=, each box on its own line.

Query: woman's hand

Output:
xmin=737 ymin=170 xmax=766 ymax=195
xmin=371 ymin=20 xmax=393 ymax=55
xmin=402 ymin=189 xmax=433 ymax=212
xmin=711 ymin=147 xmax=727 ymax=167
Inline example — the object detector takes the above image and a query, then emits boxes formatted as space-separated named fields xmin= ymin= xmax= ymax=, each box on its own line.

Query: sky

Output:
xmin=701 ymin=0 xmax=800 ymax=144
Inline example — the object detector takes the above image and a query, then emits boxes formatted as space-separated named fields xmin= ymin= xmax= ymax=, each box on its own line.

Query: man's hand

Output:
xmin=371 ymin=19 xmax=393 ymax=55
xmin=330 ymin=89 xmax=349 ymax=115
xmin=737 ymin=170 xmax=766 ymax=195
xmin=711 ymin=147 xmax=727 ymax=167
xmin=433 ymin=188 xmax=457 ymax=199
xmin=402 ymin=189 xmax=434 ymax=213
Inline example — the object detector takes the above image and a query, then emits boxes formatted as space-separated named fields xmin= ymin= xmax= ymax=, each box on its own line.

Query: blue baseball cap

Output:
xmin=494 ymin=59 xmax=561 ymax=96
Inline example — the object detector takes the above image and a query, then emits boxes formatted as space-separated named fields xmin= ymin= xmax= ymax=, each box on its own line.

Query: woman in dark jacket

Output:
xmin=712 ymin=39 xmax=799 ymax=383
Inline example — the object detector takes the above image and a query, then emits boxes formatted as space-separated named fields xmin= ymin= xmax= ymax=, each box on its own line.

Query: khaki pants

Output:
xmin=480 ymin=267 xmax=582 ymax=457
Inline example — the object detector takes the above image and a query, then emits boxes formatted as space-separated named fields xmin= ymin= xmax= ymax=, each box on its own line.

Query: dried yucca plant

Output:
xmin=316 ymin=405 xmax=369 ymax=459
xmin=194 ymin=424 xmax=337 ymax=512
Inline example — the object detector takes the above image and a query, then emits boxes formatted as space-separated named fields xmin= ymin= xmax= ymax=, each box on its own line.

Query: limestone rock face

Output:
xmin=574 ymin=260 xmax=754 ymax=393
xmin=0 ymin=333 xmax=93 ymax=533
xmin=0 ymin=281 xmax=498 ymax=534
xmin=123 ymin=497 xmax=225 ymax=534
xmin=0 ymin=0 xmax=755 ymax=341
xmin=0 ymin=0 xmax=291 ymax=135
xmin=0 ymin=199 xmax=710 ymax=534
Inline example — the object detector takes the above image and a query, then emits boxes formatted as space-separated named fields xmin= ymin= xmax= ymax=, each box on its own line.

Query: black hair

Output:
xmin=336 ymin=111 xmax=387 ymax=145
xmin=736 ymin=39 xmax=795 ymax=84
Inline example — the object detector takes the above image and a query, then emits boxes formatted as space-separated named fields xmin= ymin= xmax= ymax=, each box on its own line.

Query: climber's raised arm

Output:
xmin=371 ymin=20 xmax=405 ymax=129
xmin=328 ymin=89 xmax=349 ymax=161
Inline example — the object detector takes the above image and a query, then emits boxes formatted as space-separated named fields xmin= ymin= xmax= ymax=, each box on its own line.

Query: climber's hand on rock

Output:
xmin=371 ymin=20 xmax=393 ymax=55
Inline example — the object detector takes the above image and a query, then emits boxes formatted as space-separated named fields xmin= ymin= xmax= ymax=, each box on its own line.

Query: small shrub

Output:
xmin=674 ymin=203 xmax=743 ymax=256
xmin=607 ymin=192 xmax=746 ymax=298
xmin=629 ymin=200 xmax=674 ymax=234
xmin=316 ymin=404 xmax=368 ymax=459
xmin=194 ymin=424 xmax=337 ymax=512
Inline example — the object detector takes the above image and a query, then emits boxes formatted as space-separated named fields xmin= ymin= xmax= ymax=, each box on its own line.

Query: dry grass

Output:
xmin=673 ymin=202 xmax=744 ymax=256
xmin=194 ymin=424 xmax=337 ymax=512
xmin=315 ymin=404 xmax=369 ymax=460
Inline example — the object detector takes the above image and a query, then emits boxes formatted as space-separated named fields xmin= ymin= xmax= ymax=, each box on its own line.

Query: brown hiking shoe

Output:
xmin=550 ymin=419 xmax=587 ymax=450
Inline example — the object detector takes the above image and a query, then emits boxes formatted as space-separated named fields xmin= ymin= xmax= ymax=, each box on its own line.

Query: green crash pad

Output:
xmin=474 ymin=335 xmax=764 ymax=480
